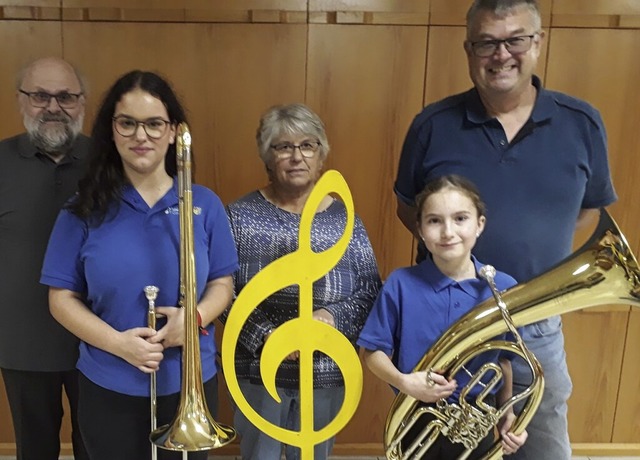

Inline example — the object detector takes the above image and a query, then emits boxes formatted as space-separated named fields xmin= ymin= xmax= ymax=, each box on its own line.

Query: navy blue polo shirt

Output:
xmin=395 ymin=76 xmax=616 ymax=282
xmin=357 ymin=256 xmax=517 ymax=401
xmin=41 ymin=181 xmax=238 ymax=396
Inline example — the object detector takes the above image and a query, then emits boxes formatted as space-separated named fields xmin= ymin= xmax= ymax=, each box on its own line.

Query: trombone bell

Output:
xmin=150 ymin=395 xmax=236 ymax=450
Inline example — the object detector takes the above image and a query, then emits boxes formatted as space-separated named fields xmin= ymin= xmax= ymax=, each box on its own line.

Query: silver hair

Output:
xmin=15 ymin=57 xmax=87 ymax=94
xmin=466 ymin=0 xmax=542 ymax=37
xmin=255 ymin=103 xmax=330 ymax=164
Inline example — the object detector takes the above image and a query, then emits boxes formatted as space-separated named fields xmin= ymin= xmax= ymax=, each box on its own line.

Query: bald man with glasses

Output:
xmin=0 ymin=57 xmax=90 ymax=460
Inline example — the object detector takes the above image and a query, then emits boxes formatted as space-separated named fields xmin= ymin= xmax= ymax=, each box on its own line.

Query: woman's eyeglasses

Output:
xmin=270 ymin=141 xmax=322 ymax=159
xmin=112 ymin=116 xmax=171 ymax=139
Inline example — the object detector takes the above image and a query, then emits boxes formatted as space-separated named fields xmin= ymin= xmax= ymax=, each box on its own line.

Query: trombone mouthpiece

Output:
xmin=182 ymin=131 xmax=191 ymax=146
xmin=144 ymin=285 xmax=159 ymax=302
xmin=479 ymin=265 xmax=496 ymax=281
xmin=176 ymin=123 xmax=191 ymax=147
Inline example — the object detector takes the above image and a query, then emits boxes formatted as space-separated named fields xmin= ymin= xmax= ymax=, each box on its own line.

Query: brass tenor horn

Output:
xmin=149 ymin=122 xmax=236 ymax=452
xmin=384 ymin=209 xmax=640 ymax=460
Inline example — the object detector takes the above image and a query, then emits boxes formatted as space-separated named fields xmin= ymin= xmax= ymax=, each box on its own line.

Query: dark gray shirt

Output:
xmin=0 ymin=132 xmax=90 ymax=371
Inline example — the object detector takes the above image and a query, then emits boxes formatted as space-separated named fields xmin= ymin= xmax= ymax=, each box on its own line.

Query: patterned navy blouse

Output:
xmin=226 ymin=190 xmax=381 ymax=389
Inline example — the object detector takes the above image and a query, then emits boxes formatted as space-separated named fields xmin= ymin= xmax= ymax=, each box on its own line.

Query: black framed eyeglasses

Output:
xmin=270 ymin=141 xmax=322 ymax=159
xmin=112 ymin=116 xmax=171 ymax=139
xmin=19 ymin=89 xmax=83 ymax=109
xmin=468 ymin=34 xmax=538 ymax=57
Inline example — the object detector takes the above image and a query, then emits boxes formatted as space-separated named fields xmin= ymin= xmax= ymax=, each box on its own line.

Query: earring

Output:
xmin=476 ymin=232 xmax=480 ymax=237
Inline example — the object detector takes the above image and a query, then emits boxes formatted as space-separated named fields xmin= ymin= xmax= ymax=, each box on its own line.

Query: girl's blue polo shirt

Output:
xmin=357 ymin=256 xmax=517 ymax=402
xmin=41 ymin=181 xmax=238 ymax=396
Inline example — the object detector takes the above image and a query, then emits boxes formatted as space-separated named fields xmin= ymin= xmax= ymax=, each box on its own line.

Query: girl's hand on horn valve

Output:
xmin=402 ymin=370 xmax=457 ymax=403
xmin=499 ymin=411 xmax=528 ymax=455
xmin=118 ymin=328 xmax=164 ymax=373
xmin=151 ymin=306 xmax=185 ymax=348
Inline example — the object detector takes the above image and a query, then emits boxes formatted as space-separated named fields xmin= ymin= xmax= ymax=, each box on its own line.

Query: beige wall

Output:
xmin=0 ymin=0 xmax=638 ymax=456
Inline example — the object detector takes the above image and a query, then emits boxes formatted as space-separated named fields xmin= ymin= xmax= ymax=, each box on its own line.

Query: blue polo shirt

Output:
xmin=41 ymin=181 xmax=238 ymax=396
xmin=395 ymin=76 xmax=616 ymax=283
xmin=357 ymin=256 xmax=517 ymax=401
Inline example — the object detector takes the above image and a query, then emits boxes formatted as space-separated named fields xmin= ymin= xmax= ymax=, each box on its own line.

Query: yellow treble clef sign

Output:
xmin=222 ymin=170 xmax=363 ymax=459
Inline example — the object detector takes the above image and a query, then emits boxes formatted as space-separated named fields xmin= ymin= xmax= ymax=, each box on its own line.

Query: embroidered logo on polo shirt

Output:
xmin=165 ymin=206 xmax=202 ymax=215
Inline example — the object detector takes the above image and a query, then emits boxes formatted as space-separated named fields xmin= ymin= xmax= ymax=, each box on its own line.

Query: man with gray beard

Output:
xmin=0 ymin=57 xmax=90 ymax=460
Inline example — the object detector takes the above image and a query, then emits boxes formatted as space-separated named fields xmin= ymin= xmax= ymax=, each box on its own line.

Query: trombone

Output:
xmin=147 ymin=123 xmax=236 ymax=458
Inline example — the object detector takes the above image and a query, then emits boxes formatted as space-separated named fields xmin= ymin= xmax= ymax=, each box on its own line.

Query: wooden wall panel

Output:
xmin=305 ymin=24 xmax=428 ymax=446
xmin=551 ymin=0 xmax=640 ymax=28
xmin=0 ymin=0 xmax=308 ymax=23
xmin=544 ymin=28 xmax=640 ymax=253
xmin=60 ymin=0 xmax=308 ymax=23
xmin=184 ymin=1 xmax=308 ymax=25
xmin=424 ymin=27 xmax=470 ymax=103
xmin=429 ymin=0 xmax=553 ymax=26
xmin=0 ymin=377 xmax=15 ymax=449
xmin=563 ymin=310 xmax=629 ymax=441
xmin=613 ymin=310 xmax=640 ymax=442
xmin=553 ymin=0 xmax=640 ymax=13
xmin=203 ymin=23 xmax=307 ymax=203
xmin=308 ymin=0 xmax=429 ymax=25
xmin=0 ymin=21 xmax=62 ymax=140
xmin=0 ymin=1 xmax=61 ymax=22
xmin=310 ymin=0 xmax=427 ymax=11
xmin=306 ymin=24 xmax=426 ymax=278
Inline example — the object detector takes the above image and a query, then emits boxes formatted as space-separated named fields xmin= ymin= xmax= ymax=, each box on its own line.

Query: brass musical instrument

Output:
xmin=385 ymin=209 xmax=640 ymax=460
xmin=145 ymin=285 xmax=160 ymax=460
xmin=149 ymin=122 xmax=236 ymax=453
